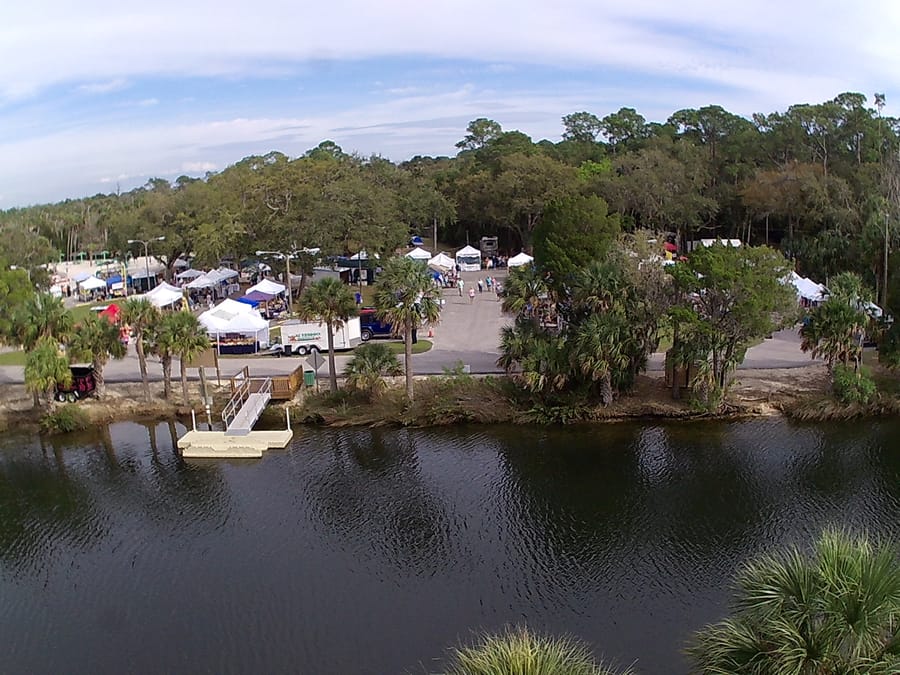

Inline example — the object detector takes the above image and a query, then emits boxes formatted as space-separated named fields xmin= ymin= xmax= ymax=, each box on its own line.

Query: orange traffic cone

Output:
xmin=427 ymin=327 xmax=434 ymax=338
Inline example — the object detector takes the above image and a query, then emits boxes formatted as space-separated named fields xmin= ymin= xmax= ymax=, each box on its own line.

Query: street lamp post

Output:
xmin=127 ymin=236 xmax=165 ymax=292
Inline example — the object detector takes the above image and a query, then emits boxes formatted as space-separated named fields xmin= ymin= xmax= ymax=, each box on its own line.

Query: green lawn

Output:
xmin=0 ymin=350 xmax=26 ymax=366
xmin=380 ymin=339 xmax=433 ymax=355
xmin=69 ymin=298 xmax=125 ymax=323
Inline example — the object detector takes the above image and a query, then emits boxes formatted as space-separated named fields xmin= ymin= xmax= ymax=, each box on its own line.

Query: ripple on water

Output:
xmin=0 ymin=418 xmax=899 ymax=674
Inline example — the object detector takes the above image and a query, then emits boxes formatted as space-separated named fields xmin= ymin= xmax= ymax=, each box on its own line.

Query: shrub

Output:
xmin=344 ymin=343 xmax=402 ymax=399
xmin=443 ymin=626 xmax=631 ymax=675
xmin=688 ymin=529 xmax=900 ymax=674
xmin=832 ymin=364 xmax=877 ymax=405
xmin=40 ymin=404 xmax=89 ymax=434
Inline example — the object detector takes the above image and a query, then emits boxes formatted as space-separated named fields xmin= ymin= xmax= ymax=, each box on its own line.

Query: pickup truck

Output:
xmin=358 ymin=308 xmax=394 ymax=342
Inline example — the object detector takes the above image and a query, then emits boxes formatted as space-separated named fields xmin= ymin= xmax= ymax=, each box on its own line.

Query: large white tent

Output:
xmin=405 ymin=246 xmax=432 ymax=261
xmin=246 ymin=278 xmax=286 ymax=296
xmin=144 ymin=281 xmax=184 ymax=308
xmin=507 ymin=252 xmax=534 ymax=268
xmin=176 ymin=268 xmax=204 ymax=280
xmin=455 ymin=245 xmax=481 ymax=272
xmin=186 ymin=273 xmax=216 ymax=289
xmin=78 ymin=276 xmax=106 ymax=291
xmin=788 ymin=272 xmax=827 ymax=303
xmin=199 ymin=301 xmax=269 ymax=352
xmin=428 ymin=252 xmax=454 ymax=271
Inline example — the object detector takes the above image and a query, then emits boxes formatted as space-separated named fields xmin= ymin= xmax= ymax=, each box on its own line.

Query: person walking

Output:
xmin=477 ymin=278 xmax=484 ymax=293
xmin=468 ymin=287 xmax=476 ymax=304
xmin=458 ymin=278 xmax=465 ymax=297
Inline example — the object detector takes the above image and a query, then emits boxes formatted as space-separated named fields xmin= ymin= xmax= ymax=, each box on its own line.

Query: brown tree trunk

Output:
xmin=326 ymin=324 xmax=338 ymax=392
xmin=93 ymin=358 xmax=105 ymax=400
xmin=180 ymin=358 xmax=189 ymax=404
xmin=162 ymin=356 xmax=172 ymax=400
xmin=404 ymin=323 xmax=414 ymax=401
xmin=135 ymin=330 xmax=150 ymax=400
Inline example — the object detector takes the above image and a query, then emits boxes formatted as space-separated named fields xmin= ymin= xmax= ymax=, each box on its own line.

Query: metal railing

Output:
xmin=222 ymin=375 xmax=273 ymax=430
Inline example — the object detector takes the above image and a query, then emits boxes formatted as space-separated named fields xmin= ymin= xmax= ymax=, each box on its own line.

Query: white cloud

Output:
xmin=181 ymin=161 xmax=217 ymax=173
xmin=76 ymin=78 xmax=129 ymax=95
xmin=137 ymin=98 xmax=159 ymax=107
xmin=2 ymin=1 xmax=898 ymax=103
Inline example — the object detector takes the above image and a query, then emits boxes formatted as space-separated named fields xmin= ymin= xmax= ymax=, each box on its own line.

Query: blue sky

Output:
xmin=1 ymin=0 xmax=899 ymax=207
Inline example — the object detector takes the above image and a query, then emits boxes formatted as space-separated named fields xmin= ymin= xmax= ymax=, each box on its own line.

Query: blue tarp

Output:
xmin=105 ymin=274 xmax=130 ymax=286
xmin=236 ymin=296 xmax=260 ymax=307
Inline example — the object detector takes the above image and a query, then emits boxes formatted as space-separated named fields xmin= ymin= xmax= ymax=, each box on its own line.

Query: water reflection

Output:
xmin=0 ymin=418 xmax=898 ymax=674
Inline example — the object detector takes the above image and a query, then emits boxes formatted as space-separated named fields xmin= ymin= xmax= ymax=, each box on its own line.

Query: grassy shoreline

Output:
xmin=1 ymin=366 xmax=896 ymax=435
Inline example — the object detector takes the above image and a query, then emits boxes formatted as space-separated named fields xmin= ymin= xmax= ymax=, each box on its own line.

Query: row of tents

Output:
xmin=405 ymin=246 xmax=534 ymax=272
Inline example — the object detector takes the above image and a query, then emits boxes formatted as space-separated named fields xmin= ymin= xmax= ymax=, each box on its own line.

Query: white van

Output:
xmin=273 ymin=317 xmax=362 ymax=355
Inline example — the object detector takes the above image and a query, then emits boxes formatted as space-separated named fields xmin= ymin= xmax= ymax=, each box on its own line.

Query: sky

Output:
xmin=1 ymin=0 xmax=899 ymax=207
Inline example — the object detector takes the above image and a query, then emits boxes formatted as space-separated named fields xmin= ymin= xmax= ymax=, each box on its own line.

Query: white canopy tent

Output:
xmin=405 ymin=246 xmax=432 ymax=261
xmin=144 ymin=282 xmax=184 ymax=308
xmin=455 ymin=245 xmax=482 ymax=272
xmin=199 ymin=302 xmax=270 ymax=352
xmin=507 ymin=252 xmax=534 ymax=268
xmin=788 ymin=272 xmax=827 ymax=303
xmin=428 ymin=252 xmax=455 ymax=271
xmin=246 ymin=278 xmax=286 ymax=296
xmin=78 ymin=276 xmax=106 ymax=291
xmin=186 ymin=273 xmax=216 ymax=289
xmin=176 ymin=268 xmax=204 ymax=280
xmin=349 ymin=250 xmax=380 ymax=261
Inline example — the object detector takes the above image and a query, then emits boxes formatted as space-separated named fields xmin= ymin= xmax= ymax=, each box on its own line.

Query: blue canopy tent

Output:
xmin=237 ymin=290 xmax=276 ymax=308
xmin=236 ymin=296 xmax=260 ymax=307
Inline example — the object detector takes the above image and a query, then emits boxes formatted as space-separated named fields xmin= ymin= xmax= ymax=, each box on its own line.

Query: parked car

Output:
xmin=56 ymin=365 xmax=97 ymax=402
xmin=358 ymin=308 xmax=394 ymax=341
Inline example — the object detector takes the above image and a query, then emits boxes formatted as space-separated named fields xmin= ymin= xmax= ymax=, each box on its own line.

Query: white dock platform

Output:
xmin=178 ymin=429 xmax=293 ymax=459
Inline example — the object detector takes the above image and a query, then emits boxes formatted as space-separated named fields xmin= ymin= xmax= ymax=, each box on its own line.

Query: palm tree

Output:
xmin=344 ymin=342 xmax=403 ymax=400
xmin=296 ymin=277 xmax=358 ymax=392
xmin=501 ymin=265 xmax=550 ymax=324
xmin=688 ymin=528 xmax=900 ymax=674
xmin=570 ymin=311 xmax=632 ymax=405
xmin=373 ymin=256 xmax=442 ymax=401
xmin=10 ymin=293 xmax=72 ymax=350
xmin=497 ymin=323 xmax=570 ymax=396
xmin=67 ymin=313 xmax=127 ymax=399
xmin=24 ymin=336 xmax=72 ymax=409
xmin=121 ymin=297 xmax=160 ymax=400
xmin=158 ymin=311 xmax=210 ymax=404
xmin=11 ymin=293 xmax=73 ymax=407
xmin=801 ymin=299 xmax=866 ymax=374
xmin=146 ymin=318 xmax=176 ymax=400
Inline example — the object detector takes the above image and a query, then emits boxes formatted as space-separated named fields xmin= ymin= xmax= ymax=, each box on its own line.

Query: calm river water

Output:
xmin=1 ymin=418 xmax=899 ymax=674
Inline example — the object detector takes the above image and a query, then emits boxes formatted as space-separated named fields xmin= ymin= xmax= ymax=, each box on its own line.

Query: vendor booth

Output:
xmin=246 ymin=278 xmax=286 ymax=296
xmin=507 ymin=252 xmax=534 ymax=268
xmin=428 ymin=252 xmax=454 ymax=271
xmin=455 ymin=245 xmax=482 ymax=272
xmin=199 ymin=299 xmax=270 ymax=354
xmin=143 ymin=282 xmax=184 ymax=308
xmin=405 ymin=246 xmax=431 ymax=262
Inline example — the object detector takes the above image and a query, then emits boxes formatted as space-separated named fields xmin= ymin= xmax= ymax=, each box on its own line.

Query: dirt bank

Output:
xmin=0 ymin=364 xmax=859 ymax=433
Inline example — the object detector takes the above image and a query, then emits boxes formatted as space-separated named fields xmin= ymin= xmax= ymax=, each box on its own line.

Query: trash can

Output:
xmin=303 ymin=370 xmax=316 ymax=387
xmin=282 ymin=344 xmax=292 ymax=356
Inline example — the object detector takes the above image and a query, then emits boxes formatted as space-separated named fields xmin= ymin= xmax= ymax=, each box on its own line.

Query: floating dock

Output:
xmin=178 ymin=429 xmax=292 ymax=459
xmin=178 ymin=369 xmax=293 ymax=459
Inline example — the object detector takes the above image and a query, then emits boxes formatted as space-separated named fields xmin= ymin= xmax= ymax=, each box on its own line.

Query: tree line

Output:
xmin=3 ymin=91 xmax=900 ymax=308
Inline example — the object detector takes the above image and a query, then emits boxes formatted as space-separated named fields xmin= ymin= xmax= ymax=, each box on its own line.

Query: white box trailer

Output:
xmin=275 ymin=317 xmax=361 ymax=355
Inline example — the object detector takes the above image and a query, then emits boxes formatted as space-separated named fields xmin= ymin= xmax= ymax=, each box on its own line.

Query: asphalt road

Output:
xmin=0 ymin=271 xmax=817 ymax=386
